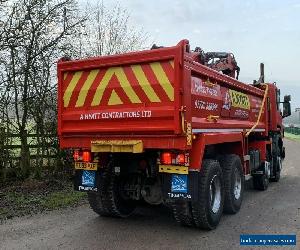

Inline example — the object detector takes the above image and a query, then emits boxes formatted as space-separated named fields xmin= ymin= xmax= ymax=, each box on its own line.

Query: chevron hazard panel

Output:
xmin=62 ymin=60 xmax=174 ymax=109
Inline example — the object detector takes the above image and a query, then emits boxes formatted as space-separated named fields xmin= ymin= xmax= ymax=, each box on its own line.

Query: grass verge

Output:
xmin=40 ymin=190 xmax=86 ymax=210
xmin=0 ymin=179 xmax=87 ymax=222
xmin=285 ymin=132 xmax=300 ymax=142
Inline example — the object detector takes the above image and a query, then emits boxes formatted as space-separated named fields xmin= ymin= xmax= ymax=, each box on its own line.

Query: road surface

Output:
xmin=1 ymin=139 xmax=299 ymax=250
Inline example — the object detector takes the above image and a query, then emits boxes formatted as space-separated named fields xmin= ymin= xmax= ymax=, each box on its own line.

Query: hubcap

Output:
xmin=233 ymin=168 xmax=242 ymax=200
xmin=209 ymin=174 xmax=221 ymax=213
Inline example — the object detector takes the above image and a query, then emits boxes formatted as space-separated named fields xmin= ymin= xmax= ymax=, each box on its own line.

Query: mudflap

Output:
xmin=161 ymin=171 xmax=200 ymax=202
xmin=74 ymin=170 xmax=98 ymax=192
xmin=252 ymin=161 xmax=271 ymax=178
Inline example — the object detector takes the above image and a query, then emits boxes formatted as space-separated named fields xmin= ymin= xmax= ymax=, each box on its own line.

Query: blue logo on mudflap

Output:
xmin=171 ymin=174 xmax=188 ymax=193
xmin=82 ymin=170 xmax=96 ymax=187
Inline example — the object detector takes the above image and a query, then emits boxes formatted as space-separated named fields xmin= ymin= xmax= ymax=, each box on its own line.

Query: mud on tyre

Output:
xmin=218 ymin=154 xmax=244 ymax=214
xmin=191 ymin=159 xmax=224 ymax=230
xmin=88 ymin=160 xmax=136 ymax=218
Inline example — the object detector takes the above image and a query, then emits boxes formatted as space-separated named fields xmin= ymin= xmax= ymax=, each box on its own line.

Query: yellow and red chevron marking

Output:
xmin=62 ymin=60 xmax=174 ymax=108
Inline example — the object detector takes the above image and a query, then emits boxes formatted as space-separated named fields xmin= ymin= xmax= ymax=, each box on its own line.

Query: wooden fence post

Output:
xmin=0 ymin=131 xmax=60 ymax=181
xmin=0 ymin=127 xmax=5 ymax=179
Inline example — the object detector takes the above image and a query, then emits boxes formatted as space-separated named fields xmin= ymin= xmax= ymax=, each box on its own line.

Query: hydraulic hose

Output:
xmin=245 ymin=84 xmax=269 ymax=137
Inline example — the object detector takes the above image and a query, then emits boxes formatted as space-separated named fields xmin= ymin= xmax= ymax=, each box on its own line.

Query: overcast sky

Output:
xmin=82 ymin=0 xmax=300 ymax=109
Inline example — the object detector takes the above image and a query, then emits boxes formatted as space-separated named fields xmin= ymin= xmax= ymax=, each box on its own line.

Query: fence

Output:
xmin=285 ymin=127 xmax=300 ymax=135
xmin=0 ymin=127 xmax=70 ymax=180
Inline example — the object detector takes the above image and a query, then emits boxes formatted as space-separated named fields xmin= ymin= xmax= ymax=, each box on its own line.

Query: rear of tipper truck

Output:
xmin=57 ymin=40 xmax=291 ymax=229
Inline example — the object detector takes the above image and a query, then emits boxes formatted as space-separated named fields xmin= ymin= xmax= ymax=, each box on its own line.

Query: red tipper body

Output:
xmin=58 ymin=40 xmax=280 ymax=166
xmin=57 ymin=40 xmax=290 ymax=228
xmin=58 ymin=41 xmax=268 ymax=148
xmin=58 ymin=41 xmax=185 ymax=149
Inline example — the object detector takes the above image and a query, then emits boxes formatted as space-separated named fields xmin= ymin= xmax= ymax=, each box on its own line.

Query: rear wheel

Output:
xmin=281 ymin=146 xmax=285 ymax=159
xmin=191 ymin=159 xmax=224 ymax=230
xmin=271 ymin=156 xmax=282 ymax=182
xmin=219 ymin=155 xmax=244 ymax=214
xmin=270 ymin=136 xmax=282 ymax=182
xmin=171 ymin=201 xmax=194 ymax=227
xmin=88 ymin=161 xmax=136 ymax=218
xmin=253 ymin=173 xmax=269 ymax=190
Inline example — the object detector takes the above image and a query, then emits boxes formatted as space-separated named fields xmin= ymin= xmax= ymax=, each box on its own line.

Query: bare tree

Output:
xmin=0 ymin=0 xmax=148 ymax=180
xmin=76 ymin=1 xmax=148 ymax=58
xmin=0 ymin=0 xmax=83 ymax=178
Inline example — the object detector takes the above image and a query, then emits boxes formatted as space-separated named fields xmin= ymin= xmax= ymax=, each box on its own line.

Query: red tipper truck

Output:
xmin=57 ymin=40 xmax=291 ymax=229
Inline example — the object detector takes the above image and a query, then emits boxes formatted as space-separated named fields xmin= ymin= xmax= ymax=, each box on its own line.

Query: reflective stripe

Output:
xmin=131 ymin=65 xmax=160 ymax=102
xmin=108 ymin=90 xmax=123 ymax=105
xmin=150 ymin=62 xmax=174 ymax=101
xmin=63 ymin=71 xmax=83 ymax=107
xmin=192 ymin=128 xmax=265 ymax=133
xmin=63 ymin=60 xmax=174 ymax=108
xmin=91 ymin=68 xmax=114 ymax=106
xmin=113 ymin=67 xmax=141 ymax=104
xmin=76 ymin=69 xmax=99 ymax=107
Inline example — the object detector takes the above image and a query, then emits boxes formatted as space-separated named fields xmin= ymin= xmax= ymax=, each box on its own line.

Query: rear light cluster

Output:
xmin=159 ymin=152 xmax=189 ymax=166
xmin=73 ymin=150 xmax=92 ymax=162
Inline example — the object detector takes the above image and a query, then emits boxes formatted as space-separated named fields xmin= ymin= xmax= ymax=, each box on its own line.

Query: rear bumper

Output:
xmin=59 ymin=134 xmax=189 ymax=150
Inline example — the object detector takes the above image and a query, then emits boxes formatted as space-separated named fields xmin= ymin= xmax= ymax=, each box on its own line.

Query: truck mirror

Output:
xmin=284 ymin=95 xmax=291 ymax=102
xmin=283 ymin=102 xmax=291 ymax=118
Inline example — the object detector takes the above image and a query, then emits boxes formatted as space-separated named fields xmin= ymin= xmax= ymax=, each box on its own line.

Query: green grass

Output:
xmin=285 ymin=132 xmax=300 ymax=142
xmin=6 ymin=192 xmax=42 ymax=206
xmin=0 ymin=208 xmax=9 ymax=217
xmin=41 ymin=190 xmax=86 ymax=210
xmin=0 ymin=180 xmax=87 ymax=221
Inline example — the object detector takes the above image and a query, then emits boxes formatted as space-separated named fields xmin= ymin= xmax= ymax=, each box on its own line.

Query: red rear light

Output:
xmin=161 ymin=152 xmax=172 ymax=165
xmin=176 ymin=154 xmax=185 ymax=165
xmin=73 ymin=150 xmax=80 ymax=161
xmin=82 ymin=151 xmax=91 ymax=162
xmin=160 ymin=152 xmax=187 ymax=166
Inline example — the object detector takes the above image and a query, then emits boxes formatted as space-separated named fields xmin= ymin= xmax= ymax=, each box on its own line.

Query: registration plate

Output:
xmin=75 ymin=162 xmax=98 ymax=171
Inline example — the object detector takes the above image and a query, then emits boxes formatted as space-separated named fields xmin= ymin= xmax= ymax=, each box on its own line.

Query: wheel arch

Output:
xmin=189 ymin=132 xmax=245 ymax=171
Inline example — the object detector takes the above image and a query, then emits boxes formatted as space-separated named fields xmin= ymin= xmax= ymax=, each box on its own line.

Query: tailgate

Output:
xmin=58 ymin=44 xmax=183 ymax=136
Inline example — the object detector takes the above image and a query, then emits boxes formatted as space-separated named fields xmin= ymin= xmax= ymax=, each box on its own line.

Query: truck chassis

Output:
xmin=58 ymin=40 xmax=291 ymax=229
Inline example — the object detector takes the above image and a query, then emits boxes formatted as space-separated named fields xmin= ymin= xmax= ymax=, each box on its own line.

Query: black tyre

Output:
xmin=281 ymin=146 xmax=285 ymax=159
xmin=191 ymin=159 xmax=224 ymax=230
xmin=218 ymin=154 xmax=244 ymax=214
xmin=171 ymin=201 xmax=194 ymax=227
xmin=270 ymin=135 xmax=282 ymax=182
xmin=253 ymin=173 xmax=269 ymax=190
xmin=88 ymin=161 xmax=136 ymax=218
xmin=271 ymin=156 xmax=281 ymax=182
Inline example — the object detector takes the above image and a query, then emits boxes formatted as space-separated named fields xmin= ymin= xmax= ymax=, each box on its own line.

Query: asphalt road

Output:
xmin=1 ymin=139 xmax=299 ymax=250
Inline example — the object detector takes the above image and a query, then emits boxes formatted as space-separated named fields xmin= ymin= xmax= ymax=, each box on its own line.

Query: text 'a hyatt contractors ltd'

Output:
xmin=79 ymin=110 xmax=152 ymax=120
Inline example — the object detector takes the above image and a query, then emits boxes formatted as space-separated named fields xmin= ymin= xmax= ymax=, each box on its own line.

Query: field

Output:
xmin=285 ymin=132 xmax=300 ymax=142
